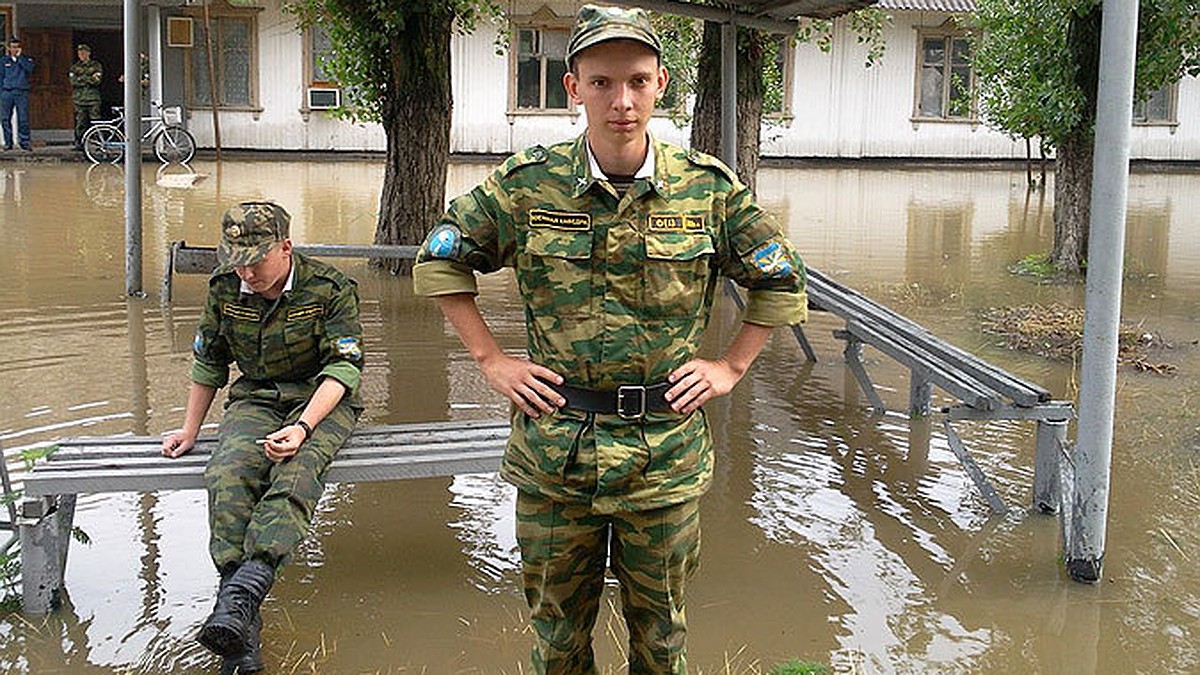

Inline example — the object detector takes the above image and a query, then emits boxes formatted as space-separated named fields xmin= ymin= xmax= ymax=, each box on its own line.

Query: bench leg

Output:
xmin=843 ymin=337 xmax=887 ymax=412
xmin=19 ymin=495 xmax=75 ymax=614
xmin=942 ymin=420 xmax=1008 ymax=515
xmin=909 ymin=368 xmax=933 ymax=418
xmin=1033 ymin=418 xmax=1070 ymax=515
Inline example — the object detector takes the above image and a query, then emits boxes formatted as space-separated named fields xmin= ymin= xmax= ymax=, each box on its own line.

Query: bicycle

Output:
xmin=82 ymin=103 xmax=196 ymax=165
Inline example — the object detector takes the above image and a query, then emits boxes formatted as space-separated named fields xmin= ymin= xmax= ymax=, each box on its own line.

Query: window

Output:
xmin=309 ymin=23 xmax=334 ymax=86
xmin=0 ymin=7 xmax=11 ymax=44
xmin=763 ymin=35 xmax=795 ymax=120
xmin=183 ymin=3 xmax=259 ymax=110
xmin=515 ymin=27 xmax=569 ymax=110
xmin=1133 ymin=84 xmax=1176 ymax=125
xmin=914 ymin=30 xmax=974 ymax=121
xmin=510 ymin=18 xmax=572 ymax=113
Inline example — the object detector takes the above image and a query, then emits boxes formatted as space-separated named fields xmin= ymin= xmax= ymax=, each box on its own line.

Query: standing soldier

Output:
xmin=68 ymin=43 xmax=102 ymax=150
xmin=1 ymin=36 xmax=36 ymax=152
xmin=162 ymin=202 xmax=365 ymax=675
xmin=413 ymin=5 xmax=807 ymax=673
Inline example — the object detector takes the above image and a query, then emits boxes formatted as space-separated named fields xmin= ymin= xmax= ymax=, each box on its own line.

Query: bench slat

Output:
xmin=24 ymin=420 xmax=510 ymax=497
xmin=808 ymin=269 xmax=1049 ymax=406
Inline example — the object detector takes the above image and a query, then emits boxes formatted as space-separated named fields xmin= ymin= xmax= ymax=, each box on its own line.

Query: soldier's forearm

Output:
xmin=295 ymin=377 xmax=348 ymax=431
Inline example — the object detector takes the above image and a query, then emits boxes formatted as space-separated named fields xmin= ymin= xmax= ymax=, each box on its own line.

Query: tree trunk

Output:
xmin=374 ymin=10 xmax=453 ymax=274
xmin=1052 ymin=130 xmax=1093 ymax=274
xmin=1050 ymin=4 xmax=1102 ymax=276
xmin=690 ymin=22 xmax=766 ymax=195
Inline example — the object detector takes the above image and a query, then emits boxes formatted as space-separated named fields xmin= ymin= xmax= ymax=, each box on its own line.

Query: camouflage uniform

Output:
xmin=68 ymin=49 xmax=103 ymax=146
xmin=192 ymin=210 xmax=364 ymax=572
xmin=414 ymin=128 xmax=807 ymax=672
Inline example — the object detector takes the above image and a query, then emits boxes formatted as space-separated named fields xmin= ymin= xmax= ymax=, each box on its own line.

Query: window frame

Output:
xmin=508 ymin=10 xmax=575 ymax=117
xmin=762 ymin=33 xmax=796 ymax=124
xmin=305 ymin=23 xmax=336 ymax=88
xmin=181 ymin=1 xmax=262 ymax=112
xmin=1133 ymin=83 xmax=1178 ymax=127
xmin=912 ymin=22 xmax=977 ymax=124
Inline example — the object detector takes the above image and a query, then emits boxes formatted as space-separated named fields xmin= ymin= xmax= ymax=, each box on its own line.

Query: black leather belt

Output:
xmin=550 ymin=382 xmax=674 ymax=419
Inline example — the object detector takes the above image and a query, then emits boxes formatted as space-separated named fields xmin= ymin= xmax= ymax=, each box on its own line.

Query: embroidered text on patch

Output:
xmin=529 ymin=209 xmax=591 ymax=231
xmin=223 ymin=303 xmax=262 ymax=322
xmin=649 ymin=214 xmax=705 ymax=232
xmin=752 ymin=242 xmax=793 ymax=278
xmin=287 ymin=305 xmax=324 ymax=321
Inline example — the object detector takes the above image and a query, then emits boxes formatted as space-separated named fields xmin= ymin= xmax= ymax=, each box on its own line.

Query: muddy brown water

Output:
xmin=1 ymin=160 xmax=1197 ymax=673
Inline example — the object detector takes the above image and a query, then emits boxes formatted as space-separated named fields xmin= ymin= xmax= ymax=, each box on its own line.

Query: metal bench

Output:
xmin=17 ymin=419 xmax=508 ymax=614
xmin=737 ymin=269 xmax=1075 ymax=518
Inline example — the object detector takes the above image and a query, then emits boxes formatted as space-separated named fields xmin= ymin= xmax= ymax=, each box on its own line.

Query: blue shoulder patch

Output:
xmin=424 ymin=224 xmax=461 ymax=259
xmin=752 ymin=241 xmax=793 ymax=279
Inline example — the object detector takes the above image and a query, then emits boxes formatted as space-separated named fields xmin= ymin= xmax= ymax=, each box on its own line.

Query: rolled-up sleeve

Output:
xmin=190 ymin=286 xmax=232 ymax=388
xmin=718 ymin=182 xmax=808 ymax=326
xmin=317 ymin=280 xmax=364 ymax=396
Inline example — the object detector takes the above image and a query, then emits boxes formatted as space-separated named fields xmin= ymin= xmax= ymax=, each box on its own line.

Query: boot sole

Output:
xmin=197 ymin=621 xmax=249 ymax=658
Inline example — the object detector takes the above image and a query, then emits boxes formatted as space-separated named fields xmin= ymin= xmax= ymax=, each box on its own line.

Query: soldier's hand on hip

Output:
xmin=666 ymin=358 xmax=742 ymax=415
xmin=479 ymin=353 xmax=565 ymax=419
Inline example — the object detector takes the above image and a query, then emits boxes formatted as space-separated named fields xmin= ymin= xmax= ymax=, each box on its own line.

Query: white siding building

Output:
xmin=7 ymin=0 xmax=1198 ymax=160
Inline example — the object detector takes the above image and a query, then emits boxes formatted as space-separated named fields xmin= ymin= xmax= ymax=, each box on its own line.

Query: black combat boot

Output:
xmin=219 ymin=609 xmax=264 ymax=674
xmin=197 ymin=559 xmax=274 ymax=658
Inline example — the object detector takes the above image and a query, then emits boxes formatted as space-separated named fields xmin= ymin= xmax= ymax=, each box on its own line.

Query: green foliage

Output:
xmin=654 ymin=13 xmax=702 ymax=124
xmin=284 ymin=0 xmax=503 ymax=123
xmin=20 ymin=444 xmax=56 ymax=471
xmin=973 ymin=0 xmax=1200 ymax=147
xmin=769 ymin=659 xmax=830 ymax=675
xmin=795 ymin=8 xmax=892 ymax=67
xmin=1 ymin=550 xmax=19 ymax=612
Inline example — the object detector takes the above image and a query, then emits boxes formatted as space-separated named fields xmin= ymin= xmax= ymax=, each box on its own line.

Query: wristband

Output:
xmin=295 ymin=419 xmax=313 ymax=442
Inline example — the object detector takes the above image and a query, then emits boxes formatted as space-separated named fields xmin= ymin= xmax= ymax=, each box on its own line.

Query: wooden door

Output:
xmin=21 ymin=29 xmax=74 ymax=130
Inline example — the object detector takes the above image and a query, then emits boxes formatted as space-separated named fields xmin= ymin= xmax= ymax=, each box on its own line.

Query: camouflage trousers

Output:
xmin=516 ymin=490 xmax=701 ymax=675
xmin=204 ymin=393 xmax=358 ymax=572
xmin=73 ymin=100 xmax=102 ymax=144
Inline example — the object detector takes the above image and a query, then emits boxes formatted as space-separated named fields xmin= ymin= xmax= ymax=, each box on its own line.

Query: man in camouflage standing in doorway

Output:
xmin=162 ymin=202 xmax=365 ymax=674
xmin=67 ymin=43 xmax=102 ymax=150
xmin=413 ymin=5 xmax=807 ymax=673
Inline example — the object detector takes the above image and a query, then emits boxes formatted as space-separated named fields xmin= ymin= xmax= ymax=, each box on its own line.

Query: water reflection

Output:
xmin=0 ymin=161 xmax=1198 ymax=672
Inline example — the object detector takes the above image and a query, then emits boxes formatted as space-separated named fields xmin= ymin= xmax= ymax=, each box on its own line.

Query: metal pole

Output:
xmin=1066 ymin=0 xmax=1139 ymax=584
xmin=720 ymin=18 xmax=737 ymax=171
xmin=124 ymin=0 xmax=144 ymax=297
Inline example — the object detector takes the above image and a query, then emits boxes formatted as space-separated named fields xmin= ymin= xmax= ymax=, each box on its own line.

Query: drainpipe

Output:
xmin=1067 ymin=0 xmax=1139 ymax=583
xmin=147 ymin=3 xmax=163 ymax=113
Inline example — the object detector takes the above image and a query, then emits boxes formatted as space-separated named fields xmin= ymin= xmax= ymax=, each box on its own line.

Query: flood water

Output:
xmin=1 ymin=159 xmax=1198 ymax=674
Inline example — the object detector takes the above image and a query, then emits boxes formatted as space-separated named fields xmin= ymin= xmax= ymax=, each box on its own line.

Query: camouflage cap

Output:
xmin=566 ymin=4 xmax=661 ymax=67
xmin=217 ymin=201 xmax=291 ymax=267
xmin=76 ymin=43 xmax=91 ymax=52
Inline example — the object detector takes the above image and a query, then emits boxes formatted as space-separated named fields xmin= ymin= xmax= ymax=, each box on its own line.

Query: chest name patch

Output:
xmin=649 ymin=214 xmax=705 ymax=233
xmin=287 ymin=305 xmax=324 ymax=322
xmin=223 ymin=303 xmax=262 ymax=322
xmin=529 ymin=209 xmax=591 ymax=231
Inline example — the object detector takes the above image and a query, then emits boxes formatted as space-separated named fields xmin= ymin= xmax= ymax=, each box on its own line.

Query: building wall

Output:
xmin=17 ymin=1 xmax=1195 ymax=160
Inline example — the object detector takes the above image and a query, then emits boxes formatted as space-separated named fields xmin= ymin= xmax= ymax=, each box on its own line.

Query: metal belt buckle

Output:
xmin=616 ymin=385 xmax=647 ymax=419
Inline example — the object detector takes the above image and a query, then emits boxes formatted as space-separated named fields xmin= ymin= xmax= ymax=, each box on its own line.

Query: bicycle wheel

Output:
xmin=82 ymin=125 xmax=125 ymax=164
xmin=153 ymin=125 xmax=196 ymax=164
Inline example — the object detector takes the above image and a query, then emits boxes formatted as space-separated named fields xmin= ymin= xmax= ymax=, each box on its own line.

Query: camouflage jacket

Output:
xmin=68 ymin=60 xmax=103 ymax=103
xmin=191 ymin=252 xmax=365 ymax=409
xmin=413 ymin=134 xmax=807 ymax=512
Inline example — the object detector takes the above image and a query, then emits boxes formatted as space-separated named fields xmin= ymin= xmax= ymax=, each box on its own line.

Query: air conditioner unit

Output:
xmin=307 ymin=87 xmax=340 ymax=110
